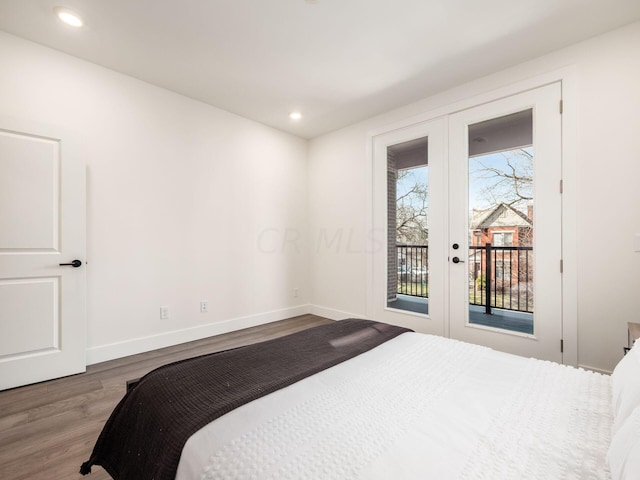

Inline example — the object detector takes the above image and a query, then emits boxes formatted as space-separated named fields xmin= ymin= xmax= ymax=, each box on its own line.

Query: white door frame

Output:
xmin=366 ymin=69 xmax=577 ymax=366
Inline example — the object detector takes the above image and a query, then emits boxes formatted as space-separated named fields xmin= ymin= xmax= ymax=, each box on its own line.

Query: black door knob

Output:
xmin=59 ymin=259 xmax=82 ymax=268
xmin=452 ymin=256 xmax=464 ymax=264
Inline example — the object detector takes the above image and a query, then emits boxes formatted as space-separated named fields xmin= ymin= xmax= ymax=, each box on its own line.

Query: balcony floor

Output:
xmin=388 ymin=294 xmax=428 ymax=314
xmin=389 ymin=296 xmax=533 ymax=335
xmin=469 ymin=305 xmax=533 ymax=335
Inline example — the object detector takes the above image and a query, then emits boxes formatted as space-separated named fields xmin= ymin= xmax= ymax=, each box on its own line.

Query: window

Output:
xmin=386 ymin=136 xmax=429 ymax=313
xmin=493 ymin=232 xmax=513 ymax=246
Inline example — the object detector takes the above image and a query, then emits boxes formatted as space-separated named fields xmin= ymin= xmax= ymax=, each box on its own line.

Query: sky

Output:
xmin=396 ymin=146 xmax=533 ymax=215
xmin=396 ymin=166 xmax=428 ymax=201
xmin=468 ymin=147 xmax=533 ymax=212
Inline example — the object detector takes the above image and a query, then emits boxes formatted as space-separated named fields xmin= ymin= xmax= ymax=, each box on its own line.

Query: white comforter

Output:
xmin=176 ymin=332 xmax=612 ymax=480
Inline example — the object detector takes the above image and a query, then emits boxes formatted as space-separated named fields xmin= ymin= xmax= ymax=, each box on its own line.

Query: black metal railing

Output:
xmin=469 ymin=243 xmax=533 ymax=314
xmin=395 ymin=243 xmax=533 ymax=314
xmin=396 ymin=245 xmax=428 ymax=298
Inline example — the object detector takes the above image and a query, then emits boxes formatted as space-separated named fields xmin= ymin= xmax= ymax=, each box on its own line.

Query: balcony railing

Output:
xmin=396 ymin=243 xmax=534 ymax=314
xmin=469 ymin=243 xmax=533 ymax=314
xmin=396 ymin=245 xmax=428 ymax=298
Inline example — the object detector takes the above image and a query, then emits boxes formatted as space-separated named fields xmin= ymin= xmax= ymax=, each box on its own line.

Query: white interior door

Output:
xmin=371 ymin=119 xmax=447 ymax=335
xmin=0 ymin=121 xmax=86 ymax=390
xmin=449 ymin=83 xmax=563 ymax=362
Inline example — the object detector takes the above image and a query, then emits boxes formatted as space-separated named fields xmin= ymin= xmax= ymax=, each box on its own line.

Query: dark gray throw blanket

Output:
xmin=80 ymin=319 xmax=412 ymax=480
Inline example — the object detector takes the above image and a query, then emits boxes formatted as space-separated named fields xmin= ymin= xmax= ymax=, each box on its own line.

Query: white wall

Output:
xmin=0 ymin=32 xmax=309 ymax=363
xmin=309 ymin=21 xmax=640 ymax=373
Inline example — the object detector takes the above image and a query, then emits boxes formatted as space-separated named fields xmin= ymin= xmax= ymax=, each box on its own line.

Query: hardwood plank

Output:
xmin=0 ymin=379 xmax=103 ymax=418
xmin=0 ymin=383 xmax=48 ymax=414
xmin=27 ymin=384 xmax=121 ymax=423
xmin=0 ymin=421 xmax=105 ymax=480
xmin=0 ymin=408 xmax=87 ymax=455
xmin=0 ymin=315 xmax=331 ymax=479
xmin=0 ymin=411 xmax=28 ymax=431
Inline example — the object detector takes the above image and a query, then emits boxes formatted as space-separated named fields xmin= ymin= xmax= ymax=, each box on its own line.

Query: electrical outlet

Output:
xmin=160 ymin=306 xmax=169 ymax=320
xmin=200 ymin=300 xmax=209 ymax=313
xmin=293 ymin=288 xmax=299 ymax=298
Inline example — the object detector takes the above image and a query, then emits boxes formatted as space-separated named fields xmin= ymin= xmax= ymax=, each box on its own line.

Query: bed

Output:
xmin=80 ymin=319 xmax=640 ymax=479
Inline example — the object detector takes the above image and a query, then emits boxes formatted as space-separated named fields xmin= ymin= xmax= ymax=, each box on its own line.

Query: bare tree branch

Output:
xmin=470 ymin=148 xmax=533 ymax=209
xmin=396 ymin=168 xmax=428 ymax=244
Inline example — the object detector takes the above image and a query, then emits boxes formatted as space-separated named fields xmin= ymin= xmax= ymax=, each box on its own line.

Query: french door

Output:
xmin=372 ymin=83 xmax=563 ymax=362
xmin=371 ymin=119 xmax=447 ymax=335
xmin=449 ymin=84 xmax=563 ymax=362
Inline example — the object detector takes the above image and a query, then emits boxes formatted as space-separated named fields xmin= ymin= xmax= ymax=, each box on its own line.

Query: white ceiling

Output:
xmin=1 ymin=0 xmax=640 ymax=139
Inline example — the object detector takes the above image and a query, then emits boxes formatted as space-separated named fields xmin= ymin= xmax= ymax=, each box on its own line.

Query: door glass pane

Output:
xmin=387 ymin=136 xmax=428 ymax=314
xmin=467 ymin=110 xmax=534 ymax=334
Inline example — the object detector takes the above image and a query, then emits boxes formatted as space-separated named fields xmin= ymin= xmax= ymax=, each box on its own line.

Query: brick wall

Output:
xmin=387 ymin=152 xmax=397 ymax=302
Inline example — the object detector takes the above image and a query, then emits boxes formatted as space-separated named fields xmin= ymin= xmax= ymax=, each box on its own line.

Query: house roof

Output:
xmin=470 ymin=204 xmax=532 ymax=229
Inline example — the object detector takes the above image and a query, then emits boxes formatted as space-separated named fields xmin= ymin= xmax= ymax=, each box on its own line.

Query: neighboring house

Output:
xmin=469 ymin=204 xmax=534 ymax=310
xmin=470 ymin=203 xmax=533 ymax=248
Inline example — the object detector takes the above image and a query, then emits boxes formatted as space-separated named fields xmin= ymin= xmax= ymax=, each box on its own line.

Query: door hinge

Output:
xmin=560 ymin=179 xmax=563 ymax=194
xmin=560 ymin=259 xmax=563 ymax=273
xmin=561 ymin=339 xmax=564 ymax=353
xmin=559 ymin=99 xmax=563 ymax=114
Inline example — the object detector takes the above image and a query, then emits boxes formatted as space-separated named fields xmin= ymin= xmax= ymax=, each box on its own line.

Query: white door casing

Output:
xmin=0 ymin=120 xmax=86 ymax=390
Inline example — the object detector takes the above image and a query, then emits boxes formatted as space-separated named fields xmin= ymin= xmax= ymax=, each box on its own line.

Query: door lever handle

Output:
xmin=59 ymin=259 xmax=82 ymax=268
xmin=452 ymin=257 xmax=464 ymax=264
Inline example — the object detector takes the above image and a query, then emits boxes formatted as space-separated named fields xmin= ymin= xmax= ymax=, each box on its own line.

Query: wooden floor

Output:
xmin=0 ymin=314 xmax=331 ymax=480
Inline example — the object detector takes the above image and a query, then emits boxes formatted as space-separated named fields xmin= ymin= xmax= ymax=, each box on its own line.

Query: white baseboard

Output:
xmin=86 ymin=304 xmax=311 ymax=365
xmin=309 ymin=304 xmax=366 ymax=321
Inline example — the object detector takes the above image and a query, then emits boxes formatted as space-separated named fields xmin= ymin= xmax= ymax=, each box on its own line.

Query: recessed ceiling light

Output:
xmin=54 ymin=7 xmax=84 ymax=27
xmin=289 ymin=112 xmax=302 ymax=120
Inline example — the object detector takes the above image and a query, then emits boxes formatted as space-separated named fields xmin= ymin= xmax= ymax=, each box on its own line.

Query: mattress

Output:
xmin=176 ymin=332 xmax=612 ymax=480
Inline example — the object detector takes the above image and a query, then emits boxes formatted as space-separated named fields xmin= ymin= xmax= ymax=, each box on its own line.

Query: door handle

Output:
xmin=452 ymin=257 xmax=464 ymax=264
xmin=59 ymin=259 xmax=82 ymax=268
